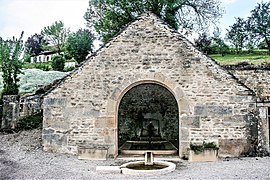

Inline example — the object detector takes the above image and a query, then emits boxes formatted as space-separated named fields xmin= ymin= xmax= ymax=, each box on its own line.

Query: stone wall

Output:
xmin=0 ymin=94 xmax=43 ymax=129
xmin=1 ymin=95 xmax=20 ymax=129
xmin=42 ymin=13 xmax=257 ymax=159
xmin=228 ymin=68 xmax=270 ymax=101
xmin=19 ymin=94 xmax=43 ymax=117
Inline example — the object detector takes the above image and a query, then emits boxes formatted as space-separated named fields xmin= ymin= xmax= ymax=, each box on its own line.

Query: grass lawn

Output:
xmin=210 ymin=54 xmax=270 ymax=65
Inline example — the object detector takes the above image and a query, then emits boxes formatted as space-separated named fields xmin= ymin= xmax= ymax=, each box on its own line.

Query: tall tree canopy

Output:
xmin=84 ymin=0 xmax=224 ymax=42
xmin=0 ymin=32 xmax=24 ymax=96
xmin=247 ymin=2 xmax=270 ymax=54
xmin=25 ymin=33 xmax=48 ymax=56
xmin=226 ymin=18 xmax=249 ymax=53
xmin=65 ymin=29 xmax=94 ymax=64
xmin=41 ymin=21 xmax=70 ymax=54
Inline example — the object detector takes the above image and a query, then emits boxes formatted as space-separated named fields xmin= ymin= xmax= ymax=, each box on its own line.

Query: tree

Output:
xmin=65 ymin=29 xmax=94 ymax=64
xmin=0 ymin=32 xmax=24 ymax=96
xmin=226 ymin=17 xmax=249 ymax=53
xmin=51 ymin=55 xmax=65 ymax=71
xmin=84 ymin=0 xmax=224 ymax=42
xmin=211 ymin=28 xmax=229 ymax=56
xmin=41 ymin=21 xmax=70 ymax=54
xmin=194 ymin=32 xmax=212 ymax=54
xmin=247 ymin=2 xmax=270 ymax=54
xmin=25 ymin=33 xmax=48 ymax=56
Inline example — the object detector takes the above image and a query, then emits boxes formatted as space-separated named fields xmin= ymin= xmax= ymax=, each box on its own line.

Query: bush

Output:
xmin=64 ymin=66 xmax=75 ymax=72
xmin=16 ymin=112 xmax=43 ymax=131
xmin=24 ymin=53 xmax=31 ymax=63
xmin=35 ymin=63 xmax=50 ymax=71
xmin=51 ymin=55 xmax=65 ymax=71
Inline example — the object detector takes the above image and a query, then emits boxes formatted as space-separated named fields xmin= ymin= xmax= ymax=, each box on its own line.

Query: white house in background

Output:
xmin=30 ymin=51 xmax=56 ymax=63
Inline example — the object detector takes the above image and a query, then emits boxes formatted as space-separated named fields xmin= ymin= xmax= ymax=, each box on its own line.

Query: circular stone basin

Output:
xmin=121 ymin=161 xmax=176 ymax=175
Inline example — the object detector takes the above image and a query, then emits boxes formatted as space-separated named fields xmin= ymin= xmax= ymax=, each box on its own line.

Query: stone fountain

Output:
xmin=119 ymin=122 xmax=176 ymax=175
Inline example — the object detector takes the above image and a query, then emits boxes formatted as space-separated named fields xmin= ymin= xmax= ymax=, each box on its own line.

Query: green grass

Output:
xmin=210 ymin=54 xmax=270 ymax=65
xmin=22 ymin=62 xmax=51 ymax=71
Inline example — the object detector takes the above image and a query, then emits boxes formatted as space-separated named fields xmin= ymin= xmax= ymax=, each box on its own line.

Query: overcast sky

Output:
xmin=0 ymin=0 xmax=264 ymax=41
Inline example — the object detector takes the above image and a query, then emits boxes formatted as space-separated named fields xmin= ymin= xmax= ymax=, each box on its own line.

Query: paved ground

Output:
xmin=1 ymin=129 xmax=270 ymax=179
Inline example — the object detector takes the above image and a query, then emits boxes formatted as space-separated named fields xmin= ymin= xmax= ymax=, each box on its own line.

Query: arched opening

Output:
xmin=118 ymin=83 xmax=179 ymax=155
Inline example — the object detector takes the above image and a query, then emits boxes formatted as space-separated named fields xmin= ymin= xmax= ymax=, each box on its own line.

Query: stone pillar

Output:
xmin=1 ymin=95 xmax=20 ymax=129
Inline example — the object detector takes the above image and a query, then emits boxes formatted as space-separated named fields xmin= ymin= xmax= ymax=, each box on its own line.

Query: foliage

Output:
xmin=84 ymin=0 xmax=224 ymax=42
xmin=247 ymin=2 xmax=270 ymax=54
xmin=258 ymin=41 xmax=268 ymax=50
xmin=23 ymin=53 xmax=31 ymax=63
xmin=210 ymin=28 xmax=229 ymax=55
xmin=226 ymin=18 xmax=249 ymax=53
xmin=25 ymin=33 xmax=48 ymax=56
xmin=51 ymin=55 xmax=65 ymax=71
xmin=0 ymin=32 xmax=24 ymax=97
xmin=41 ymin=21 xmax=70 ymax=54
xmin=65 ymin=29 xmax=94 ymax=64
xmin=22 ymin=62 xmax=51 ymax=71
xmin=190 ymin=142 xmax=218 ymax=154
xmin=16 ymin=112 xmax=43 ymax=131
xmin=194 ymin=33 xmax=212 ymax=54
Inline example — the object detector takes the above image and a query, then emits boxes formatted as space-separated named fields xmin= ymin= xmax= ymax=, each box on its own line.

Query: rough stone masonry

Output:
xmin=42 ymin=12 xmax=267 ymax=159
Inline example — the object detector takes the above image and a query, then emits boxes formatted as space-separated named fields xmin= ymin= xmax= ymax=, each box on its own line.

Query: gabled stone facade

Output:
xmin=42 ymin=13 xmax=261 ymax=159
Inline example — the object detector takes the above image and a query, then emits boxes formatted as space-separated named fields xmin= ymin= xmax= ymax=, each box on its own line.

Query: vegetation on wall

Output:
xmin=190 ymin=142 xmax=218 ymax=154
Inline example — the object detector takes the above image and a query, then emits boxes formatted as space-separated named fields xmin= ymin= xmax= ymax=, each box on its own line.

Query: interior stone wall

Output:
xmin=118 ymin=83 xmax=179 ymax=148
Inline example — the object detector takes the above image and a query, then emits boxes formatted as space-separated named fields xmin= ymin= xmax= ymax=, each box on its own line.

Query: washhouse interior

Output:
xmin=118 ymin=83 xmax=179 ymax=155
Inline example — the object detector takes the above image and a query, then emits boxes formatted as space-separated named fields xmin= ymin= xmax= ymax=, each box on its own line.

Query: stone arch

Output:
xmin=107 ymin=73 xmax=191 ymax=157
xmin=110 ymin=78 xmax=190 ymax=157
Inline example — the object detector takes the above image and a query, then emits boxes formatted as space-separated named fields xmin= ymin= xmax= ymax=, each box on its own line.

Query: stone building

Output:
xmin=42 ymin=12 xmax=269 ymax=160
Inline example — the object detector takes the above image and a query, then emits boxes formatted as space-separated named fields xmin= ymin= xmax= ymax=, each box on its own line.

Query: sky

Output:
xmin=0 ymin=0 xmax=265 ymax=41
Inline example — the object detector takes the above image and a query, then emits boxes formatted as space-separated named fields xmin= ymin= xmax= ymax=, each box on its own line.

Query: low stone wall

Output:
xmin=226 ymin=66 xmax=270 ymax=101
xmin=19 ymin=95 xmax=43 ymax=118
xmin=0 ymin=94 xmax=43 ymax=129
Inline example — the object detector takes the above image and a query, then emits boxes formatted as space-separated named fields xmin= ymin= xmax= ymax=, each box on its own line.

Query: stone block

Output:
xmin=154 ymin=72 xmax=166 ymax=82
xmin=83 ymin=109 xmax=100 ymax=117
xmin=95 ymin=117 xmax=115 ymax=128
xmin=78 ymin=147 xmax=108 ymax=160
xmin=107 ymin=99 xmax=117 ymax=114
xmin=179 ymin=98 xmax=190 ymax=114
xmin=43 ymin=98 xmax=66 ymax=107
xmin=110 ymin=88 xmax=121 ymax=100
xmin=194 ymin=105 xmax=232 ymax=116
xmin=181 ymin=116 xmax=200 ymax=128
xmin=218 ymin=139 xmax=249 ymax=157
xmin=180 ymin=128 xmax=189 ymax=141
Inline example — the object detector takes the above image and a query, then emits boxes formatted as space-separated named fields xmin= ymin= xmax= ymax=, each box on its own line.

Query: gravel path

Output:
xmin=1 ymin=129 xmax=270 ymax=179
